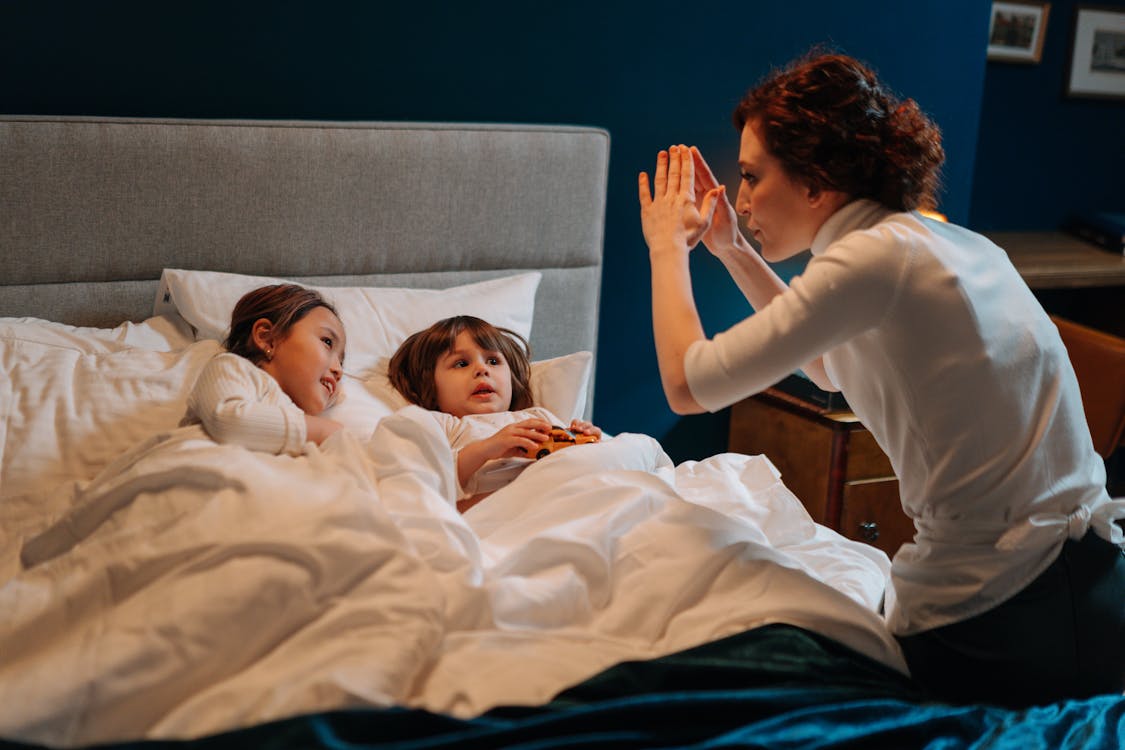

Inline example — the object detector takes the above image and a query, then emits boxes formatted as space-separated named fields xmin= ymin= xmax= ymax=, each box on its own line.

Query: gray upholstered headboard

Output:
xmin=0 ymin=116 xmax=608 ymax=367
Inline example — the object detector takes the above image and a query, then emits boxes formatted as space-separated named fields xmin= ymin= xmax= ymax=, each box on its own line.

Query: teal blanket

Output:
xmin=3 ymin=625 xmax=1121 ymax=749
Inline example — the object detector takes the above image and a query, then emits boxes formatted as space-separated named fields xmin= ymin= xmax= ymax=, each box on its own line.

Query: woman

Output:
xmin=637 ymin=51 xmax=1124 ymax=706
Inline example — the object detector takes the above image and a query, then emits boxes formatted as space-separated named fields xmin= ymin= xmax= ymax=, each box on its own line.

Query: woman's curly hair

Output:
xmin=733 ymin=52 xmax=945 ymax=212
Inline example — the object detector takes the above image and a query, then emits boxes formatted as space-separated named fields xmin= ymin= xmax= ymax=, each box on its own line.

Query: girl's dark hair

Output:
xmin=388 ymin=315 xmax=534 ymax=412
xmin=732 ymin=51 xmax=945 ymax=212
xmin=224 ymin=284 xmax=339 ymax=364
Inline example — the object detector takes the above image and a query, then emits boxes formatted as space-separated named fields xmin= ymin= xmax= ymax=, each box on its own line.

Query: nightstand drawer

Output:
xmin=844 ymin=429 xmax=894 ymax=481
xmin=729 ymin=388 xmax=913 ymax=556
xmin=839 ymin=478 xmax=913 ymax=557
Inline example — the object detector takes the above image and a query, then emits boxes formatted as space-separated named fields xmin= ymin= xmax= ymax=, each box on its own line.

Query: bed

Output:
xmin=0 ymin=116 xmax=1120 ymax=750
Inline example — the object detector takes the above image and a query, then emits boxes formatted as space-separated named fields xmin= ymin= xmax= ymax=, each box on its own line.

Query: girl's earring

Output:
xmin=265 ymin=348 xmax=273 ymax=361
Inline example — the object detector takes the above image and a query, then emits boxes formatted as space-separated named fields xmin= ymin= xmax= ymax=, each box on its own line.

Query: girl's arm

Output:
xmin=187 ymin=355 xmax=307 ymax=455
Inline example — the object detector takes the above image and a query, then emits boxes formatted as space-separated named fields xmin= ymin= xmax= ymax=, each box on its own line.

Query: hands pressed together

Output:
xmin=638 ymin=145 xmax=741 ymax=259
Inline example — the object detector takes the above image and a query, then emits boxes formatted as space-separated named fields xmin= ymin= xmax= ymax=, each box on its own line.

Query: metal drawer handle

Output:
xmin=858 ymin=521 xmax=880 ymax=542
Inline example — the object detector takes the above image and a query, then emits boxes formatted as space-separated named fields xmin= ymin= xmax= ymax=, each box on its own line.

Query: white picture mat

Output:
xmin=1068 ymin=8 xmax=1125 ymax=97
xmin=987 ymin=1 xmax=1050 ymax=62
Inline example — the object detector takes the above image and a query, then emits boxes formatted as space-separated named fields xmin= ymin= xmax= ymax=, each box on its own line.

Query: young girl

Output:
xmin=388 ymin=315 xmax=600 ymax=512
xmin=182 ymin=283 xmax=347 ymax=455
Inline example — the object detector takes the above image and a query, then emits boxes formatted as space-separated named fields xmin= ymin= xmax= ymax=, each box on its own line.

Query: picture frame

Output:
xmin=1066 ymin=5 xmax=1125 ymax=99
xmin=987 ymin=1 xmax=1051 ymax=63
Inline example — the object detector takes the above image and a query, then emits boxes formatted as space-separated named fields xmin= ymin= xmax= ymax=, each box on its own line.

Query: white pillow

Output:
xmin=323 ymin=350 xmax=594 ymax=439
xmin=153 ymin=269 xmax=541 ymax=379
xmin=529 ymin=350 xmax=593 ymax=424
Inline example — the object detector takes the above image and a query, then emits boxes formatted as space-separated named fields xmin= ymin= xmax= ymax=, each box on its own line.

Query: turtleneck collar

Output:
xmin=810 ymin=199 xmax=894 ymax=256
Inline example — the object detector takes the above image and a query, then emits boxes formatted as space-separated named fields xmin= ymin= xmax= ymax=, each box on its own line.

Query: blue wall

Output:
xmin=0 ymin=1 xmax=991 ymax=462
xmin=971 ymin=0 xmax=1125 ymax=230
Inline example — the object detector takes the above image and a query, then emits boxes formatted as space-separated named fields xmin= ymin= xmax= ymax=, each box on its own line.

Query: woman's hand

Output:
xmin=638 ymin=144 xmax=725 ymax=258
xmin=690 ymin=146 xmax=744 ymax=258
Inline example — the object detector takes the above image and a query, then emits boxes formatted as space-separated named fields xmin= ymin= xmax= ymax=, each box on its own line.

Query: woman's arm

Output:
xmin=689 ymin=146 xmax=833 ymax=389
xmin=638 ymin=145 xmax=726 ymax=413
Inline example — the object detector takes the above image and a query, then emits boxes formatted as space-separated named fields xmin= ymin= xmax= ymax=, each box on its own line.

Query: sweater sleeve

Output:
xmin=185 ymin=354 xmax=308 ymax=456
xmin=685 ymin=236 xmax=908 ymax=412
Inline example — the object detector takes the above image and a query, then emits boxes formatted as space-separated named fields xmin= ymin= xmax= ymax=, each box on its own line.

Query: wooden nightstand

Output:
xmin=728 ymin=388 xmax=914 ymax=558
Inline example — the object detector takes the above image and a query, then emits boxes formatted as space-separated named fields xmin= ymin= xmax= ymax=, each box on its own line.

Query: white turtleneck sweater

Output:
xmin=685 ymin=199 xmax=1120 ymax=635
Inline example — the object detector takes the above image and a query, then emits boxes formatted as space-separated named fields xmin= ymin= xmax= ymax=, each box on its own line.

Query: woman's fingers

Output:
xmin=700 ymin=185 xmax=725 ymax=224
xmin=641 ymin=146 xmax=700 ymax=205
xmin=653 ymin=149 xmax=669 ymax=197
xmin=637 ymin=171 xmax=652 ymax=207
xmin=667 ymin=145 xmax=682 ymax=196
xmin=690 ymin=146 xmax=719 ymax=188
xmin=674 ymin=145 xmax=694 ymax=200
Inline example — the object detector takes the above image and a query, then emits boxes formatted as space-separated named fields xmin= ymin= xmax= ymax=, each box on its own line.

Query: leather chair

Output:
xmin=1051 ymin=316 xmax=1125 ymax=458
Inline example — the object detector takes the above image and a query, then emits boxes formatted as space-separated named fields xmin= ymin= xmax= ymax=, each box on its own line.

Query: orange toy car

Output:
xmin=535 ymin=425 xmax=600 ymax=459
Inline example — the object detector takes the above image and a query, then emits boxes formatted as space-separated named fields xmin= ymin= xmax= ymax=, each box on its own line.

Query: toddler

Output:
xmin=389 ymin=315 xmax=600 ymax=511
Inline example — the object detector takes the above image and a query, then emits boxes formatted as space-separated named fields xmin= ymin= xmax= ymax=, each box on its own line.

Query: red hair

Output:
xmin=733 ymin=52 xmax=945 ymax=211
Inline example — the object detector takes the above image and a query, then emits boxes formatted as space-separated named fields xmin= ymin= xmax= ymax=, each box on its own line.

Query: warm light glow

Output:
xmin=919 ymin=209 xmax=948 ymax=222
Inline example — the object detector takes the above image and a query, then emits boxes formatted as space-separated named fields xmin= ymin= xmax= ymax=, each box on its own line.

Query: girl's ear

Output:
xmin=250 ymin=318 xmax=275 ymax=359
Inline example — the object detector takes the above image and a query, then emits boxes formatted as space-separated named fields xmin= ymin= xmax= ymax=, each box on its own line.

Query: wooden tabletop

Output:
xmin=986 ymin=231 xmax=1125 ymax=289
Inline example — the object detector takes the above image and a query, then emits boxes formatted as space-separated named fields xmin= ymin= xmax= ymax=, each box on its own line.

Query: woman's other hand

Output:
xmin=690 ymin=146 xmax=744 ymax=258
xmin=638 ymin=144 xmax=725 ymax=257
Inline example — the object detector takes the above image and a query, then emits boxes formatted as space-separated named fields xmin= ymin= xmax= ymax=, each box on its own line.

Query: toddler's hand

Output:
xmin=568 ymin=419 xmax=602 ymax=438
xmin=486 ymin=418 xmax=551 ymax=459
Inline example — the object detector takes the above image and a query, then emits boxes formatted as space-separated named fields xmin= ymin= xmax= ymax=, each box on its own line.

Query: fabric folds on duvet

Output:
xmin=0 ymin=406 xmax=903 ymax=747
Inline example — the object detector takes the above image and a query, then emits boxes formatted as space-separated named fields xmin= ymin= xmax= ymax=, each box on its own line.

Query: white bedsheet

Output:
xmin=0 ymin=320 xmax=905 ymax=748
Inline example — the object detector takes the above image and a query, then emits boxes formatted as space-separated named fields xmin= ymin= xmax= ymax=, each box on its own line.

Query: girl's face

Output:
xmin=434 ymin=330 xmax=513 ymax=418
xmin=734 ymin=120 xmax=844 ymax=262
xmin=259 ymin=306 xmax=346 ymax=416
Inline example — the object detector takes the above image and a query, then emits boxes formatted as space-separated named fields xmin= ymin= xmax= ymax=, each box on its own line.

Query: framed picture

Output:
xmin=1066 ymin=5 xmax=1125 ymax=99
xmin=988 ymin=1 xmax=1051 ymax=63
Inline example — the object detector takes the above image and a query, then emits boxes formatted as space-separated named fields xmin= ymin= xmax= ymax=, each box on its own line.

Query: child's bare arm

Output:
xmin=457 ymin=418 xmax=550 ymax=488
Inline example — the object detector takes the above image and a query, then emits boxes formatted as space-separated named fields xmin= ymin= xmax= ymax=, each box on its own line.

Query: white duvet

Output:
xmin=0 ymin=317 xmax=905 ymax=748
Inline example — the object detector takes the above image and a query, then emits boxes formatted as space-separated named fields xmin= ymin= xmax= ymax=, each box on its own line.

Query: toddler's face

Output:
xmin=433 ymin=330 xmax=513 ymax=418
